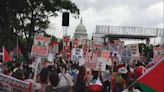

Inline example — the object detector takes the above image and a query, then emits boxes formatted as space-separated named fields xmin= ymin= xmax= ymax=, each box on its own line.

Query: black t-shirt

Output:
xmin=45 ymin=85 xmax=71 ymax=92
xmin=75 ymin=79 xmax=86 ymax=92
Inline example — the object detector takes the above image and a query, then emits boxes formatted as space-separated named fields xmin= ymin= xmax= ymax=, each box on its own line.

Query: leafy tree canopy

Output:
xmin=0 ymin=0 xmax=80 ymax=54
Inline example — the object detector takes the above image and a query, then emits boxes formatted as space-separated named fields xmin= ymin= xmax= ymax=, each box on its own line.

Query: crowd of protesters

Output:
xmin=0 ymin=55 xmax=149 ymax=92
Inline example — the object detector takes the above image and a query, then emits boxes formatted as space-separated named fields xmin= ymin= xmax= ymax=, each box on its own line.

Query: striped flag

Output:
xmin=135 ymin=58 xmax=164 ymax=92
xmin=3 ymin=47 xmax=12 ymax=64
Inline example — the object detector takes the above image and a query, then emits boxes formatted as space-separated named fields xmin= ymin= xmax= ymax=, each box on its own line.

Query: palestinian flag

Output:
xmin=17 ymin=46 xmax=25 ymax=62
xmin=3 ymin=47 xmax=12 ymax=64
xmin=136 ymin=58 xmax=164 ymax=92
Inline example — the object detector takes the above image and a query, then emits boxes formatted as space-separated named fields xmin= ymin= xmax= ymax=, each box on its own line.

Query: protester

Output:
xmin=112 ymin=68 xmax=126 ymax=92
xmin=89 ymin=70 xmax=102 ymax=86
xmin=69 ymin=64 xmax=78 ymax=82
xmin=126 ymin=65 xmax=134 ymax=87
xmin=87 ymin=70 xmax=103 ymax=92
xmin=134 ymin=62 xmax=146 ymax=79
xmin=75 ymin=66 xmax=87 ymax=92
xmin=45 ymin=70 xmax=59 ymax=92
xmin=58 ymin=67 xmax=73 ymax=88
xmin=1 ymin=42 xmax=157 ymax=92
xmin=38 ymin=68 xmax=49 ymax=92
xmin=102 ymin=65 xmax=112 ymax=92
xmin=11 ymin=62 xmax=25 ymax=80
xmin=12 ymin=68 xmax=25 ymax=80
xmin=45 ymin=67 xmax=72 ymax=92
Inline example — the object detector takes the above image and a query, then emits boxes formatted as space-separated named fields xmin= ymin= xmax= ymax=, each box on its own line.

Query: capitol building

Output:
xmin=74 ymin=19 xmax=88 ymax=45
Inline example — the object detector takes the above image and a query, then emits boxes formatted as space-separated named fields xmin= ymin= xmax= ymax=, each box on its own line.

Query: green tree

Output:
xmin=139 ymin=43 xmax=154 ymax=61
xmin=0 ymin=0 xmax=79 ymax=56
xmin=15 ymin=0 xmax=79 ymax=53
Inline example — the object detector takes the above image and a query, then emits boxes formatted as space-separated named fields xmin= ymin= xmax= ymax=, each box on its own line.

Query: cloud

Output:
xmin=46 ymin=0 xmax=163 ymax=43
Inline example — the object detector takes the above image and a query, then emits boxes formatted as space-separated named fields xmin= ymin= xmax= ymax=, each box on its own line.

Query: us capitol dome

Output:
xmin=74 ymin=18 xmax=88 ymax=45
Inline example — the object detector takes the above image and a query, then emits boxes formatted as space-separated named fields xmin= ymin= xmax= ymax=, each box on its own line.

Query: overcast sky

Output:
xmin=46 ymin=0 xmax=163 ymax=44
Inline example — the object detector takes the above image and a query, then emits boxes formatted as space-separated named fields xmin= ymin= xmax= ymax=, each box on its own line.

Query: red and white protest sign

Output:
xmin=92 ymin=43 xmax=103 ymax=57
xmin=91 ymin=51 xmax=98 ymax=62
xmin=63 ymin=36 xmax=70 ymax=52
xmin=49 ymin=41 xmax=59 ymax=53
xmin=31 ymin=36 xmax=50 ymax=57
xmin=101 ymin=50 xmax=110 ymax=61
xmin=82 ymin=39 xmax=89 ymax=57
xmin=153 ymin=47 xmax=164 ymax=62
xmin=85 ymin=53 xmax=97 ymax=69
xmin=0 ymin=73 xmax=32 ymax=92
xmin=62 ymin=36 xmax=71 ymax=60
xmin=72 ymin=37 xmax=79 ymax=48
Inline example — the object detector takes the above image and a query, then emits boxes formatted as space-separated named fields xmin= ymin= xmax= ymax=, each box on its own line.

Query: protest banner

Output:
xmin=96 ymin=57 xmax=106 ymax=71
xmin=72 ymin=37 xmax=79 ymax=48
xmin=31 ymin=36 xmax=50 ymax=57
xmin=108 ymin=40 xmax=124 ymax=62
xmin=93 ymin=43 xmax=103 ymax=57
xmin=63 ymin=36 xmax=70 ymax=52
xmin=101 ymin=50 xmax=119 ymax=64
xmin=85 ymin=53 xmax=97 ymax=69
xmin=71 ymin=48 xmax=83 ymax=61
xmin=91 ymin=51 xmax=98 ymax=62
xmin=101 ymin=50 xmax=110 ymax=61
xmin=153 ymin=47 xmax=164 ymax=62
xmin=0 ymin=73 xmax=32 ymax=92
xmin=49 ymin=41 xmax=59 ymax=53
xmin=63 ymin=36 xmax=71 ymax=59
xmin=121 ymin=48 xmax=132 ymax=63
xmin=127 ymin=44 xmax=140 ymax=62
xmin=129 ymin=44 xmax=139 ymax=57
xmin=82 ymin=39 xmax=89 ymax=57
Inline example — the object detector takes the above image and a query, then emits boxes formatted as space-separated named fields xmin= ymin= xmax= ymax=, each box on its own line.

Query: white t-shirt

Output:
xmin=58 ymin=73 xmax=72 ymax=87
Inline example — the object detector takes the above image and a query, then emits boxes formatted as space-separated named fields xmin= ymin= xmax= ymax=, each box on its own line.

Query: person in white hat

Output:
xmin=112 ymin=69 xmax=127 ymax=92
